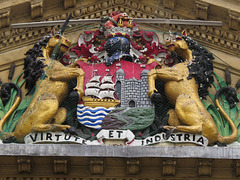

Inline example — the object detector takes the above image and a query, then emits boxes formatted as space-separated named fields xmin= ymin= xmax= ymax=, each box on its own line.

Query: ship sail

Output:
xmin=98 ymin=90 xmax=115 ymax=99
xmin=89 ymin=75 xmax=101 ymax=83
xmin=80 ymin=74 xmax=119 ymax=127
xmin=101 ymin=75 xmax=114 ymax=84
xmin=99 ymin=83 xmax=115 ymax=90
xmin=84 ymin=75 xmax=101 ymax=97
xmin=83 ymin=74 xmax=120 ymax=108
xmin=86 ymin=82 xmax=100 ymax=89
xmin=85 ymin=88 xmax=100 ymax=97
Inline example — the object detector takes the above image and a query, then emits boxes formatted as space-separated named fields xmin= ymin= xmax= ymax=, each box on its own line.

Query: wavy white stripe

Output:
xmin=77 ymin=111 xmax=109 ymax=116
xmin=85 ymin=124 xmax=101 ymax=129
xmin=77 ymin=104 xmax=115 ymax=111
xmin=77 ymin=115 xmax=106 ymax=120
xmin=77 ymin=104 xmax=115 ymax=129
xmin=80 ymin=120 xmax=103 ymax=124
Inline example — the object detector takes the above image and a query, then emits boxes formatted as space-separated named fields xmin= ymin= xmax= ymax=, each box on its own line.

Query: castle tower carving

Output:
xmin=115 ymin=68 xmax=152 ymax=108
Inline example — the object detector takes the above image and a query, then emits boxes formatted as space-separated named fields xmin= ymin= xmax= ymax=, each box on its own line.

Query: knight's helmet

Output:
xmin=103 ymin=12 xmax=135 ymax=66
xmin=104 ymin=36 xmax=133 ymax=66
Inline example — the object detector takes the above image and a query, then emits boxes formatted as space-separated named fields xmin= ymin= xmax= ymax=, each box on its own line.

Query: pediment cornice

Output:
xmin=0 ymin=0 xmax=239 ymax=57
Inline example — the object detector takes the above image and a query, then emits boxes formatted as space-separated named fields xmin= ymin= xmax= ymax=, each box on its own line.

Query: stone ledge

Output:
xmin=0 ymin=144 xmax=240 ymax=159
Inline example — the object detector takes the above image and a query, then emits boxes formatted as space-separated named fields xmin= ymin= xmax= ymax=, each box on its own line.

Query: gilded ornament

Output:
xmin=148 ymin=33 xmax=238 ymax=145
xmin=1 ymin=30 xmax=85 ymax=142
xmin=1 ymin=10 xmax=239 ymax=147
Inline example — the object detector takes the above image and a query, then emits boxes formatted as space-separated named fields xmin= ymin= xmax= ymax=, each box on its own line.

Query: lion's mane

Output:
xmin=182 ymin=35 xmax=215 ymax=99
xmin=23 ymin=34 xmax=52 ymax=95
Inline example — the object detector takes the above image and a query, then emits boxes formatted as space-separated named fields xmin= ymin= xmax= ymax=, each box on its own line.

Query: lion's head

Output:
xmin=46 ymin=32 xmax=71 ymax=59
xmin=24 ymin=31 xmax=71 ymax=95
xmin=165 ymin=32 xmax=192 ymax=62
xmin=165 ymin=31 xmax=215 ymax=99
xmin=166 ymin=36 xmax=189 ymax=51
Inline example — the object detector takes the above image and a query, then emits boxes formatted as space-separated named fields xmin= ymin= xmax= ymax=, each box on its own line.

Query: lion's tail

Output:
xmin=0 ymin=83 xmax=22 ymax=132
xmin=215 ymin=87 xmax=238 ymax=144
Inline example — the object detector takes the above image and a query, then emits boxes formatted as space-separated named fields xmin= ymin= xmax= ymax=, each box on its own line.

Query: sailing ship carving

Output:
xmin=82 ymin=74 xmax=120 ymax=108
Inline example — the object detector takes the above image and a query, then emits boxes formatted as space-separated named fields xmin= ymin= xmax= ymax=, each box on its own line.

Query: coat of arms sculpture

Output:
xmin=0 ymin=12 xmax=239 ymax=147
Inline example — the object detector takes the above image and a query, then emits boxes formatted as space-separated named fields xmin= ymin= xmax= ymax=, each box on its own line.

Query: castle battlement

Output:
xmin=115 ymin=68 xmax=152 ymax=108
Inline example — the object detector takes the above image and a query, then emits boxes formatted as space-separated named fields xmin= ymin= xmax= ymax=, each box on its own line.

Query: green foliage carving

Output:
xmin=0 ymin=64 xmax=30 ymax=134
xmin=202 ymin=72 xmax=240 ymax=142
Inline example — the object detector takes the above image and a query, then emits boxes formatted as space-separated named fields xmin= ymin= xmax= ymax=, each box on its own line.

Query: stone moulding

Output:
xmin=0 ymin=144 xmax=240 ymax=159
xmin=195 ymin=0 xmax=209 ymax=20
xmin=198 ymin=160 xmax=213 ymax=177
xmin=162 ymin=159 xmax=177 ymax=176
xmin=64 ymin=0 xmax=76 ymax=10
xmin=235 ymin=160 xmax=240 ymax=177
xmin=163 ymin=0 xmax=175 ymax=11
xmin=89 ymin=158 xmax=104 ymax=175
xmin=31 ymin=0 xmax=44 ymax=19
xmin=126 ymin=159 xmax=140 ymax=175
xmin=0 ymin=153 xmax=240 ymax=178
xmin=17 ymin=157 xmax=31 ymax=173
xmin=0 ymin=0 xmax=239 ymax=58
xmin=228 ymin=10 xmax=240 ymax=31
xmin=0 ymin=7 xmax=10 ymax=28
xmin=53 ymin=159 xmax=68 ymax=174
